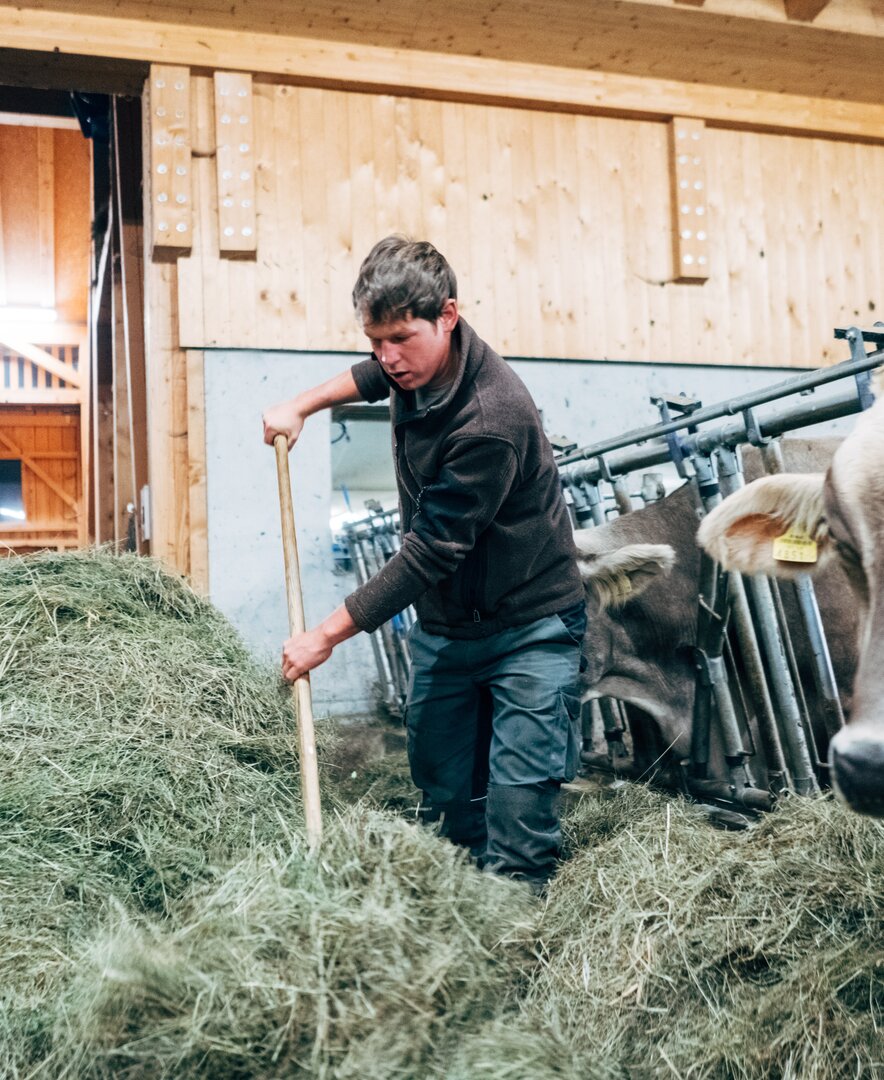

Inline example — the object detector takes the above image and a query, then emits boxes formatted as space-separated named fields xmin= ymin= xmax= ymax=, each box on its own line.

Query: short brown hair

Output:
xmin=352 ymin=236 xmax=457 ymax=325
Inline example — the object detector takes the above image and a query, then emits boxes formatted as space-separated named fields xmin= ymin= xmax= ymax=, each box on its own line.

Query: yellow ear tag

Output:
xmin=772 ymin=529 xmax=818 ymax=564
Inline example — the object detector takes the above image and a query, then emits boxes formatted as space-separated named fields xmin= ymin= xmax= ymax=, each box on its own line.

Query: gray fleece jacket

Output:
xmin=344 ymin=319 xmax=583 ymax=639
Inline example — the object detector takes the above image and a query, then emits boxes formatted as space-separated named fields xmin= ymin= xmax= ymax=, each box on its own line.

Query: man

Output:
xmin=262 ymin=236 xmax=585 ymax=891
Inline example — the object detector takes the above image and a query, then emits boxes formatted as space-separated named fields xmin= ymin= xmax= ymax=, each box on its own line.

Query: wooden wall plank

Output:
xmin=573 ymin=116 xmax=606 ymax=360
xmin=464 ymin=104 xmax=497 ymax=347
xmin=36 ymin=128 xmax=56 ymax=310
xmin=508 ymin=110 xmax=543 ymax=357
xmin=185 ymin=349 xmax=208 ymax=593
xmin=53 ymin=129 xmax=91 ymax=325
xmin=324 ymin=89 xmax=353 ymax=351
xmin=0 ymin=127 xmax=47 ymax=310
xmin=487 ymin=107 xmax=518 ymax=356
xmin=347 ymin=90 xmax=377 ymax=337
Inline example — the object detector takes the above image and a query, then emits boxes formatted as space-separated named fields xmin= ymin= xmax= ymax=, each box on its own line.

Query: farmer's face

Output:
xmin=364 ymin=300 xmax=459 ymax=391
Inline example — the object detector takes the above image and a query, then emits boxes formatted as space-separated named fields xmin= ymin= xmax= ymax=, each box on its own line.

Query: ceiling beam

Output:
xmin=673 ymin=0 xmax=706 ymax=6
xmin=783 ymin=0 xmax=831 ymax=21
xmin=0 ymin=6 xmax=882 ymax=141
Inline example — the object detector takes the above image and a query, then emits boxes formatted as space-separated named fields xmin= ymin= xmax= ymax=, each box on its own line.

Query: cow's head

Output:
xmin=698 ymin=407 xmax=884 ymax=818
xmin=572 ymin=513 xmax=695 ymax=758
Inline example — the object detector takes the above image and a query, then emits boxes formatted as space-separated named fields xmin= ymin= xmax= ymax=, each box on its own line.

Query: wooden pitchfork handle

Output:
xmin=274 ymin=433 xmax=323 ymax=847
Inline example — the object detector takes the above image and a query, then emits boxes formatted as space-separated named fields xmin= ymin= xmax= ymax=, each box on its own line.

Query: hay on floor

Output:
xmin=1 ymin=550 xmax=882 ymax=1080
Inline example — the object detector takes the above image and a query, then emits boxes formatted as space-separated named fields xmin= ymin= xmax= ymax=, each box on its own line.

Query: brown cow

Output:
xmin=698 ymin=403 xmax=884 ymax=817
xmin=574 ymin=439 xmax=856 ymax=792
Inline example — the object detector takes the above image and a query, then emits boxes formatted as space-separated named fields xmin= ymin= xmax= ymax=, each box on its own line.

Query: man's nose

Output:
xmin=379 ymin=344 xmax=398 ymax=367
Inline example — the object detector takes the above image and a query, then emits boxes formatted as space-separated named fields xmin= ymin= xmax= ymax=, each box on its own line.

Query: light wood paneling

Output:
xmin=53 ymin=129 xmax=91 ymax=324
xmin=4 ymin=1 xmax=882 ymax=104
xmin=175 ymin=81 xmax=884 ymax=367
xmin=0 ymin=126 xmax=54 ymax=312
xmin=0 ymin=124 xmax=89 ymax=323
xmin=2 ymin=7 xmax=884 ymax=140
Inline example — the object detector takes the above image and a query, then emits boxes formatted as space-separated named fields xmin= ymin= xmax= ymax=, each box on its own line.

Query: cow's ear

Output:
xmin=697 ymin=473 xmax=829 ymax=579
xmin=577 ymin=543 xmax=676 ymax=609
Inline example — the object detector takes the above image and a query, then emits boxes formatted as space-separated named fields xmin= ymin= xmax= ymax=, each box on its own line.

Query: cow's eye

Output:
xmin=834 ymin=537 xmax=861 ymax=567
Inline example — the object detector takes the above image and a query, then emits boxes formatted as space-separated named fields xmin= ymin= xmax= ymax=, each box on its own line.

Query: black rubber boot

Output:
xmin=484 ymin=780 xmax=562 ymax=890
xmin=417 ymin=794 xmax=488 ymax=861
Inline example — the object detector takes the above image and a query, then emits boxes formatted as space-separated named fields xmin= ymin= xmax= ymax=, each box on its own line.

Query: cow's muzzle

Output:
xmin=829 ymin=724 xmax=884 ymax=818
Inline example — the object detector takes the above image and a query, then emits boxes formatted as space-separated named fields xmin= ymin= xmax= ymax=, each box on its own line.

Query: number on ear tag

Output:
xmin=772 ymin=529 xmax=818 ymax=564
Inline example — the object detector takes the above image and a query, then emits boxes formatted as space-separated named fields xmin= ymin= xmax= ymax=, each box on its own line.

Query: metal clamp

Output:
xmin=741 ymin=405 xmax=770 ymax=447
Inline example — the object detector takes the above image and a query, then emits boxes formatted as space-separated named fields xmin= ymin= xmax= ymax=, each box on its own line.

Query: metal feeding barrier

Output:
xmin=342 ymin=324 xmax=884 ymax=811
xmin=342 ymin=501 xmax=414 ymax=716
xmin=559 ymin=324 xmax=884 ymax=811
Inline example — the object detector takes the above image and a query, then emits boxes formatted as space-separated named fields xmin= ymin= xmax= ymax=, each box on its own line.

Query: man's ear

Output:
xmin=439 ymin=298 xmax=459 ymax=332
xmin=698 ymin=473 xmax=829 ymax=578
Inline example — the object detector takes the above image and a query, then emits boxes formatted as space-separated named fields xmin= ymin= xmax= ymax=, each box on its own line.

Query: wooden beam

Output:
xmin=0 ymin=450 xmax=78 ymax=460
xmin=0 ymin=521 xmax=77 ymax=533
xmin=0 ymin=388 xmax=81 ymax=405
xmin=0 ymin=112 xmax=79 ymax=129
xmin=673 ymin=0 xmax=705 ymax=6
xmin=0 ymin=337 xmax=82 ymax=387
xmin=0 ymin=321 xmax=88 ymax=346
xmin=784 ymin=0 xmax=831 ymax=22
xmin=0 ymin=7 xmax=882 ymax=141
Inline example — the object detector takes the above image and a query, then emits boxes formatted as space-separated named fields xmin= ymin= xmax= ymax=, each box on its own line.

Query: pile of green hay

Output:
xmin=2 ymin=551 xmax=882 ymax=1079
xmin=470 ymin=786 xmax=884 ymax=1080
xmin=0 ymin=551 xmax=533 ymax=1078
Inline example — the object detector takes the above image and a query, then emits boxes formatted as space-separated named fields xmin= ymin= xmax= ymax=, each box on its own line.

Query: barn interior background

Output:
xmin=0 ymin=0 xmax=881 ymax=712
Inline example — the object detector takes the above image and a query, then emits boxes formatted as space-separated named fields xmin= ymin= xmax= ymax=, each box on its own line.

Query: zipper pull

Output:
xmin=473 ymin=609 xmax=481 ymax=623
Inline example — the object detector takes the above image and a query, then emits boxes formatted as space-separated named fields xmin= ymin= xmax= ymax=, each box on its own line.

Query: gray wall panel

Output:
xmin=204 ymin=349 xmax=858 ymax=715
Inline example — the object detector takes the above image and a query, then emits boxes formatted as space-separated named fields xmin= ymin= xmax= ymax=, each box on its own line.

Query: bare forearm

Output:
xmin=296 ymin=370 xmax=362 ymax=418
xmin=264 ymin=370 xmax=362 ymax=448
xmin=316 ymin=604 xmax=361 ymax=648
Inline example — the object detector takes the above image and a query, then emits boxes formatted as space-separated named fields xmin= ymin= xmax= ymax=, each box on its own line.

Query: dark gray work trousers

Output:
xmin=405 ymin=605 xmax=585 ymax=887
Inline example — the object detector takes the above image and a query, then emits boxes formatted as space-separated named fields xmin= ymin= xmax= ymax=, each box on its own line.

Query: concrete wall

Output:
xmin=203 ymin=349 xmax=858 ymax=716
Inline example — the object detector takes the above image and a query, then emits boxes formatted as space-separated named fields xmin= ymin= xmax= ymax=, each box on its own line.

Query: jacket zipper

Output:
xmin=463 ymin=534 xmax=488 ymax=624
